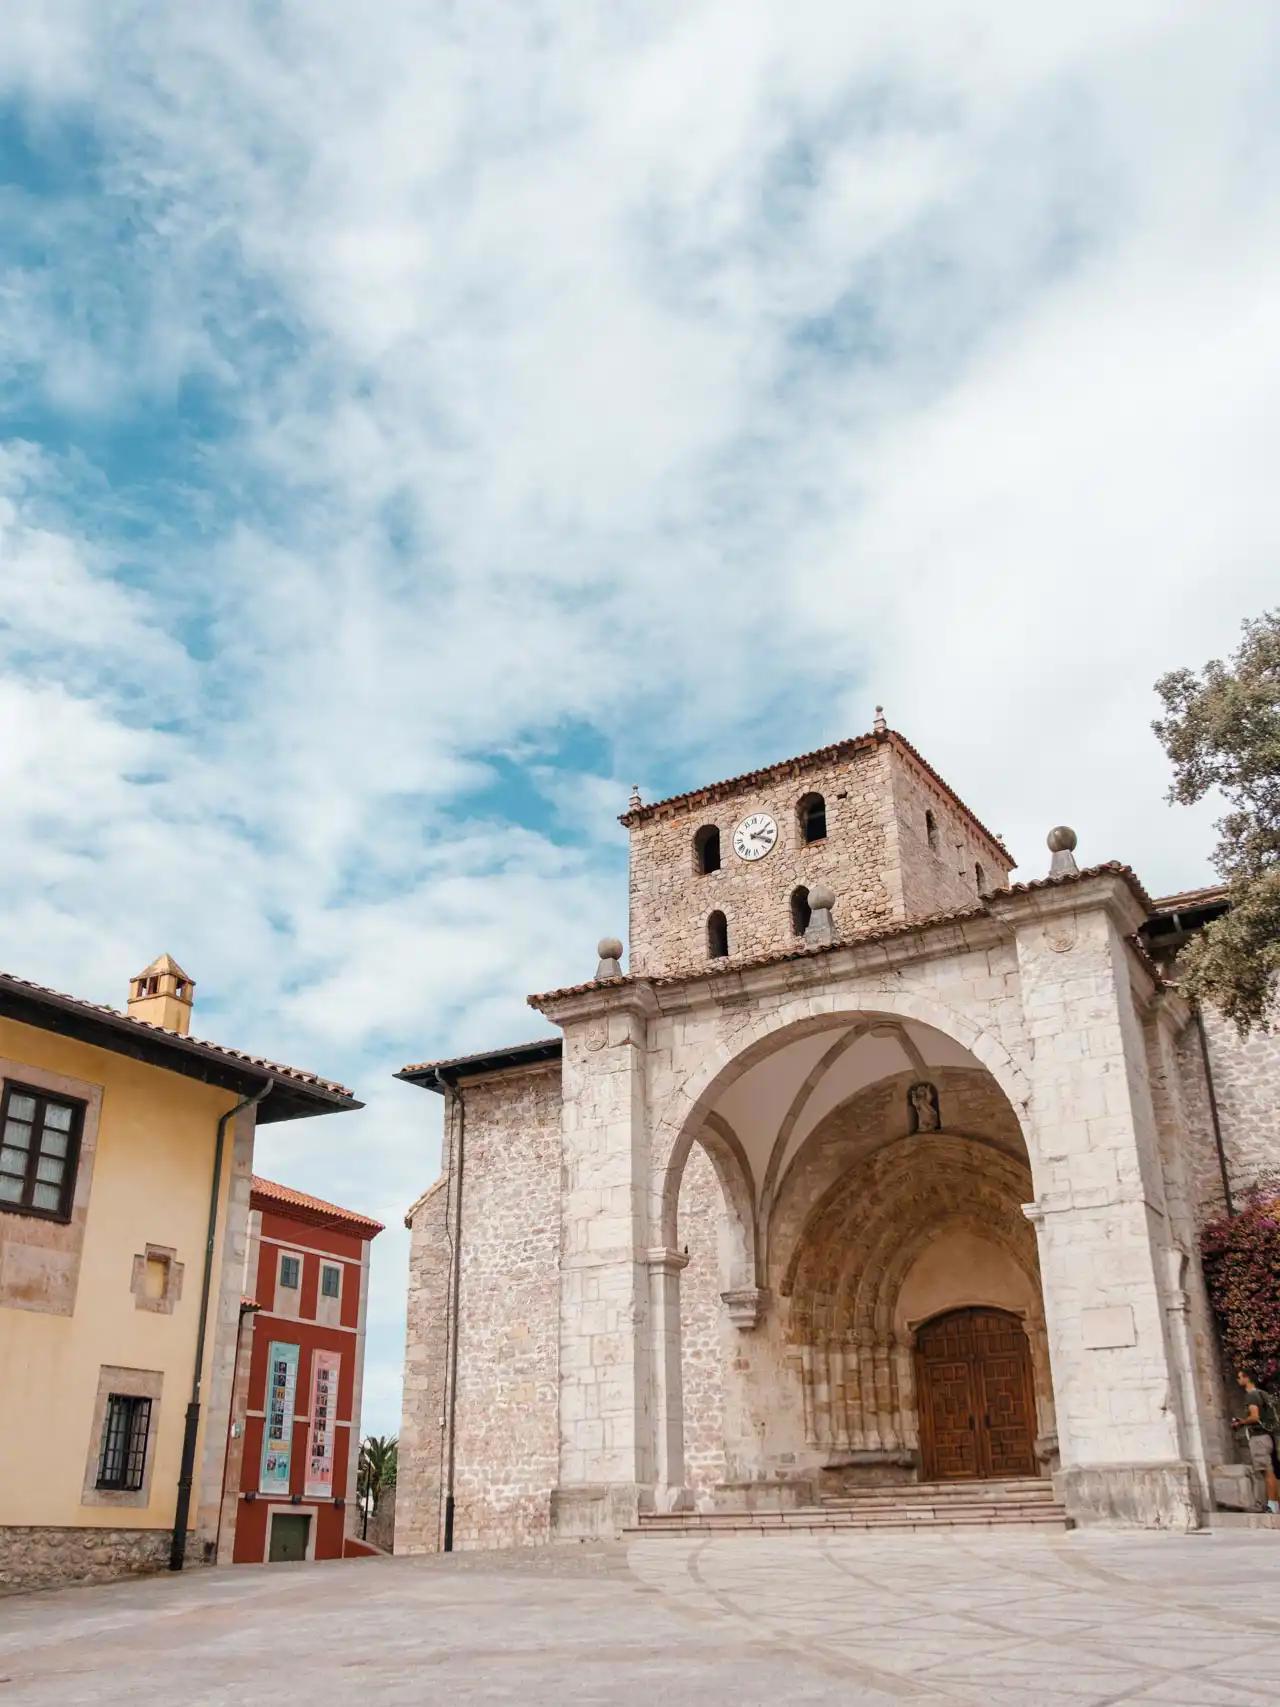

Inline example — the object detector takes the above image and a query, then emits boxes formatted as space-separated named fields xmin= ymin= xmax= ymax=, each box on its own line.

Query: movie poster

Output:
xmin=260 ymin=1341 xmax=299 ymax=1494
xmin=305 ymin=1349 xmax=341 ymax=1498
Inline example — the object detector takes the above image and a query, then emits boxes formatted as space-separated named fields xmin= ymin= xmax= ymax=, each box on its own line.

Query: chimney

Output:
xmin=127 ymin=954 xmax=195 ymax=1036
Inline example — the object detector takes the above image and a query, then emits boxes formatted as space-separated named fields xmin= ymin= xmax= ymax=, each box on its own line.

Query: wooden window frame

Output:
xmin=279 ymin=1252 xmax=302 ymax=1291
xmin=0 ymin=1079 xmax=85 ymax=1224
xmin=320 ymin=1262 xmax=342 ymax=1300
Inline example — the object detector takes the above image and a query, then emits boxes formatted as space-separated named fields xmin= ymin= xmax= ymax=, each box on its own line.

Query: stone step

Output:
xmin=629 ymin=1509 xmax=1070 ymax=1536
xmin=823 ymin=1479 xmax=1049 ymax=1498
xmin=821 ymin=1490 xmax=1055 ymax=1510
xmin=645 ymin=1515 xmax=1064 ymax=1529
xmin=631 ymin=1497 xmax=1070 ymax=1536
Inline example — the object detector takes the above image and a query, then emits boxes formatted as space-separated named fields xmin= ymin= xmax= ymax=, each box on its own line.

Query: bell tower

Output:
xmin=620 ymin=721 xmax=1012 ymax=977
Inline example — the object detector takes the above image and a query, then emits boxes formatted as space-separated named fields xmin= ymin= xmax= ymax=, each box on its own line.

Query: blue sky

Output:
xmin=3 ymin=2 xmax=1279 ymax=1433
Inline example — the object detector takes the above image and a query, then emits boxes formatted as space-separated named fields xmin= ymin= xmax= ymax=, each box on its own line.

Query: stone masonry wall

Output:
xmin=396 ymin=1173 xmax=450 ymax=1554
xmin=1176 ymin=1006 xmax=1280 ymax=1217
xmin=452 ymin=1064 xmax=562 ymax=1550
xmin=889 ymin=751 xmax=1013 ymax=920
xmin=678 ymin=1140 xmax=726 ymax=1493
xmin=626 ymin=745 xmax=898 ymax=978
xmin=0 ymin=1525 xmax=181 ymax=1594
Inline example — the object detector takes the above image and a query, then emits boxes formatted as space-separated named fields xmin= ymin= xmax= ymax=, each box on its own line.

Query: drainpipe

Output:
xmin=170 ymin=1079 xmax=272 ymax=1571
xmin=1193 ymin=1002 xmax=1234 ymax=1218
xmin=438 ymin=1074 xmax=466 ymax=1553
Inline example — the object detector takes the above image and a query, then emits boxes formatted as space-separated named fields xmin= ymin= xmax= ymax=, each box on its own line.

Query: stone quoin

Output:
xmin=394 ymin=723 xmax=1280 ymax=1549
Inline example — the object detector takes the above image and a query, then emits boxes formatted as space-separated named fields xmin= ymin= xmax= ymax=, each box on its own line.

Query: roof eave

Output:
xmin=396 ymin=1038 xmax=563 ymax=1091
xmin=0 ymin=977 xmax=361 ymax=1123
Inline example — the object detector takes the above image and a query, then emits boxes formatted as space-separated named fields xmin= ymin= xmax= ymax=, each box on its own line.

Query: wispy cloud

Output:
xmin=2 ymin=0 xmax=1278 ymax=1426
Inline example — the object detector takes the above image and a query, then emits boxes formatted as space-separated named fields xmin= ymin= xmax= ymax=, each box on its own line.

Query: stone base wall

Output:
xmin=0 ymin=1525 xmax=188 ymax=1594
xmin=1055 ymin=1462 xmax=1200 ymax=1531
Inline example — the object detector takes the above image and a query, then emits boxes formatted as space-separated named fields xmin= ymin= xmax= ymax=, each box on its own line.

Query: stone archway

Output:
xmin=656 ymin=1007 xmax=1054 ymax=1499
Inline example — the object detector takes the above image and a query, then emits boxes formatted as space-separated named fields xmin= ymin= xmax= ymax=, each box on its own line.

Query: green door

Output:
xmin=268 ymin=1514 xmax=310 ymax=1563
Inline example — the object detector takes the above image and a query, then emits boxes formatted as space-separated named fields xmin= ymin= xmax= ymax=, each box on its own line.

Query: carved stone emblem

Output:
xmin=1043 ymin=917 xmax=1077 ymax=954
xmin=907 ymin=1081 xmax=941 ymax=1134
xmin=583 ymin=1017 xmax=608 ymax=1053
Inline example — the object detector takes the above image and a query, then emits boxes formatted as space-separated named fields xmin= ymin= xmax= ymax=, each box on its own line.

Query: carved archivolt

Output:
xmin=779 ymin=1132 xmax=1043 ymax=1454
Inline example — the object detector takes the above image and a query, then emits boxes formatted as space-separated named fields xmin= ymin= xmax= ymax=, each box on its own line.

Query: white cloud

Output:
xmin=2 ymin=0 xmax=1277 ymax=1428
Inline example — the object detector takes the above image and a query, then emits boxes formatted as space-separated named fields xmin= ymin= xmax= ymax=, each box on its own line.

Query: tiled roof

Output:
xmin=1150 ymin=883 xmax=1230 ymax=913
xmin=527 ymin=863 xmax=1156 ymax=1008
xmin=251 ymin=1174 xmax=384 ymax=1235
xmin=397 ymin=1038 xmax=562 ymax=1085
xmin=0 ymin=969 xmax=360 ymax=1122
xmin=991 ymin=860 xmax=1155 ymax=914
xmin=619 ymin=727 xmax=1010 ymax=860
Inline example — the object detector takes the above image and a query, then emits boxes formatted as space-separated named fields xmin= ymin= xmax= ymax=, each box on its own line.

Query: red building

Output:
xmin=221 ymin=1176 xmax=383 ymax=1564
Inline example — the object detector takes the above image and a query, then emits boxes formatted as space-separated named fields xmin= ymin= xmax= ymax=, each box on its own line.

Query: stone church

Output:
xmin=395 ymin=719 xmax=1277 ymax=1549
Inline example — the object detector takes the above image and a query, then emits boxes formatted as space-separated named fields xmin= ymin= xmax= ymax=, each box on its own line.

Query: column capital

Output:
xmin=720 ymin=1285 xmax=768 ymax=1330
xmin=645 ymin=1246 xmax=690 ymax=1275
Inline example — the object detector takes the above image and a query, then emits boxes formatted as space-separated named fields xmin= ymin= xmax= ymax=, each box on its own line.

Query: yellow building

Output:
xmin=0 ymin=954 xmax=359 ymax=1591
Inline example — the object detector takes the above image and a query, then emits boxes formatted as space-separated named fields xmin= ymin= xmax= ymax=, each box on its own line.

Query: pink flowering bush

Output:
xmin=1200 ymin=1178 xmax=1280 ymax=1386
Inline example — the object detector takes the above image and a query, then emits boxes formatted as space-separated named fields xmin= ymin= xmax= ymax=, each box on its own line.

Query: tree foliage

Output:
xmin=358 ymin=1433 xmax=398 ymax=1513
xmin=1200 ymin=1181 xmax=1280 ymax=1385
xmin=1153 ymin=610 xmax=1280 ymax=1033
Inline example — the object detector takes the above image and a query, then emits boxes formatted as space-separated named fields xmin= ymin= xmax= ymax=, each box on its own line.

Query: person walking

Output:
xmin=1233 ymin=1369 xmax=1280 ymax=1514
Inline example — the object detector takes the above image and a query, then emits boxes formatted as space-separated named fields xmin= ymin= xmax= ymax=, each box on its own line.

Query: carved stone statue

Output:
xmin=908 ymin=1080 xmax=941 ymax=1133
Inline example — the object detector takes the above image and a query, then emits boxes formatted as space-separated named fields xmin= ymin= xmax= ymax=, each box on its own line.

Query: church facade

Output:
xmin=395 ymin=722 xmax=1278 ymax=1550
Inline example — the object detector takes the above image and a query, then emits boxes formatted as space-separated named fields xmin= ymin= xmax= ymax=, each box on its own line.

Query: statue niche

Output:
xmin=908 ymin=1081 xmax=941 ymax=1133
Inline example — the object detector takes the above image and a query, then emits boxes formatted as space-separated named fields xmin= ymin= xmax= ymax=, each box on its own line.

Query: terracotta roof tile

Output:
xmin=620 ymin=727 xmax=1010 ymax=861
xmin=397 ymin=1038 xmax=561 ymax=1079
xmin=0 ymin=969 xmax=358 ymax=1110
xmin=991 ymin=860 xmax=1155 ymax=914
xmin=1150 ymin=883 xmax=1229 ymax=913
xmin=251 ymin=1174 xmax=384 ymax=1235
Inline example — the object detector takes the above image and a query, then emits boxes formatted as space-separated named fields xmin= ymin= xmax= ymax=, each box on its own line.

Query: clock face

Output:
xmin=732 ymin=812 xmax=779 ymax=862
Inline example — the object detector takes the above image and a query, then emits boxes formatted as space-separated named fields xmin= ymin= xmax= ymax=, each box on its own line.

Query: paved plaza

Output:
xmin=2 ymin=1529 xmax=1279 ymax=1705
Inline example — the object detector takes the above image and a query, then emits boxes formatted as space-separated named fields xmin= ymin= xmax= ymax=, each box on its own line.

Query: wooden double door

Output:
xmin=916 ymin=1307 xmax=1037 ymax=1480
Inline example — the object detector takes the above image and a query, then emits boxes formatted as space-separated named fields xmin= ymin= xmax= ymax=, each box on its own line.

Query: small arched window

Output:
xmin=790 ymin=885 xmax=811 ymax=937
xmin=797 ymin=792 xmax=827 ymax=844
xmin=707 ymin=910 xmax=729 ymax=960
xmin=693 ymin=824 xmax=721 ymax=874
xmin=975 ymin=862 xmax=986 ymax=893
xmin=925 ymin=809 xmax=939 ymax=852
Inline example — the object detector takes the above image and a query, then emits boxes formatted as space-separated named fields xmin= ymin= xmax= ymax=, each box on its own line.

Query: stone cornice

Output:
xmin=527 ymin=864 xmax=1161 ymax=1025
xmin=531 ymin=979 xmax=659 ymax=1028
xmin=986 ymin=867 xmax=1151 ymax=938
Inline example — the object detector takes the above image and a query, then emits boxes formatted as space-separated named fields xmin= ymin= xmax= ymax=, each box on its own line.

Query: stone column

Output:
xmin=541 ymin=986 xmax=657 ymax=1539
xmin=646 ymin=1246 xmax=689 ymax=1505
xmin=1000 ymin=874 xmax=1198 ymax=1529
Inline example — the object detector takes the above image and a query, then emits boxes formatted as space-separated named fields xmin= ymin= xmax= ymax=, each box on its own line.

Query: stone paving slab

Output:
xmin=0 ymin=1529 xmax=1277 ymax=1704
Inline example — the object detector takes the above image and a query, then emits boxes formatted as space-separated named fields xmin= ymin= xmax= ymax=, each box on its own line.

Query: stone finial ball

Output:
xmin=1046 ymin=826 xmax=1078 ymax=853
xmin=597 ymin=937 xmax=624 ymax=961
xmin=808 ymin=883 xmax=836 ymax=911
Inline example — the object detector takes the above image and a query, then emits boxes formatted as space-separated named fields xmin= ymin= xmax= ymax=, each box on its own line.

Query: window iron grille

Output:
xmin=97 ymin=1394 xmax=152 ymax=1492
